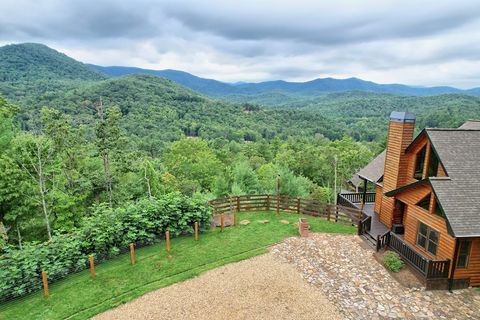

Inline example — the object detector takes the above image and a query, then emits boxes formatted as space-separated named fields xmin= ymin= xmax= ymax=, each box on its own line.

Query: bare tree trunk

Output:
xmin=37 ymin=143 xmax=52 ymax=240
xmin=16 ymin=224 xmax=23 ymax=250
xmin=144 ymin=165 xmax=152 ymax=199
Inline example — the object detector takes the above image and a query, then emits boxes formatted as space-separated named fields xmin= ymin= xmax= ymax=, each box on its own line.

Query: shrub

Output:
xmin=0 ymin=193 xmax=211 ymax=301
xmin=383 ymin=251 xmax=405 ymax=272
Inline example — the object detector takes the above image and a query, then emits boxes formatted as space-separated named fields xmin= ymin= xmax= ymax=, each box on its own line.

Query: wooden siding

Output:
xmin=383 ymin=121 xmax=415 ymax=192
xmin=380 ymin=121 xmax=415 ymax=228
xmin=455 ymin=238 xmax=480 ymax=286
xmin=437 ymin=164 xmax=447 ymax=177
xmin=405 ymin=135 xmax=429 ymax=185
xmin=395 ymin=184 xmax=456 ymax=276
xmin=374 ymin=185 xmax=383 ymax=214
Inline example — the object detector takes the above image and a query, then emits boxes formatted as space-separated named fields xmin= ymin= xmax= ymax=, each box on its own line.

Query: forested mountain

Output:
xmin=91 ymin=64 xmax=480 ymax=100
xmin=0 ymin=43 xmax=106 ymax=102
xmin=1 ymin=42 xmax=480 ymax=250
xmin=0 ymin=43 xmax=106 ymax=82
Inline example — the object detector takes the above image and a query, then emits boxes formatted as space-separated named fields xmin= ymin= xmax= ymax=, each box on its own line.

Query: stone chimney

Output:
xmin=380 ymin=111 xmax=415 ymax=227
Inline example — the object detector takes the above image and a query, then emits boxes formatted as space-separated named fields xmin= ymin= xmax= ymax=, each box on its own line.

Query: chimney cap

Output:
xmin=390 ymin=111 xmax=416 ymax=123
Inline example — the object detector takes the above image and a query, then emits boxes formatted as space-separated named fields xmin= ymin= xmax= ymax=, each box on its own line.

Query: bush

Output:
xmin=383 ymin=251 xmax=405 ymax=272
xmin=0 ymin=193 xmax=211 ymax=301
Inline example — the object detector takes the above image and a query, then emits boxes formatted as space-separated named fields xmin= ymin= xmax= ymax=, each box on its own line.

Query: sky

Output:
xmin=1 ymin=0 xmax=480 ymax=88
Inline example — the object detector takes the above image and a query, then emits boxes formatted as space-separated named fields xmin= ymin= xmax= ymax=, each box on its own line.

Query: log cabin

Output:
xmin=339 ymin=112 xmax=480 ymax=290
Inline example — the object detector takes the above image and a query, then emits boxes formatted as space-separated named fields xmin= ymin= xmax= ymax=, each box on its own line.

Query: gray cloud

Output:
xmin=0 ymin=0 xmax=480 ymax=87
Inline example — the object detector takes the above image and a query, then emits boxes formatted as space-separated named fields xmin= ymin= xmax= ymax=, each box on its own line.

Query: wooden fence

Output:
xmin=209 ymin=194 xmax=363 ymax=226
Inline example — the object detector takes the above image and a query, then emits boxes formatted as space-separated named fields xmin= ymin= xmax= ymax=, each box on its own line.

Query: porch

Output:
xmin=337 ymin=192 xmax=388 ymax=239
xmin=337 ymin=192 xmax=451 ymax=287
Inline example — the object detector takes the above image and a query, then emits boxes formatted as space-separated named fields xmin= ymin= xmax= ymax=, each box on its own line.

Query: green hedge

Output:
xmin=0 ymin=193 xmax=211 ymax=301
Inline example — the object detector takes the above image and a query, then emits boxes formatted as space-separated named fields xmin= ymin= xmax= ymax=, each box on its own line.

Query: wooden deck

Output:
xmin=360 ymin=203 xmax=389 ymax=239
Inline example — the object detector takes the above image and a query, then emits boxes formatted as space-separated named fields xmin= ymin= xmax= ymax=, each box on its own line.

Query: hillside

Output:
xmin=0 ymin=43 xmax=107 ymax=102
xmin=23 ymin=74 xmax=345 ymax=153
xmin=91 ymin=64 xmax=480 ymax=101
xmin=0 ymin=43 xmax=106 ymax=82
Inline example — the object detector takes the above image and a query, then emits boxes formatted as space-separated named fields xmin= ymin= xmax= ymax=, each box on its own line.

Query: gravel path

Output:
xmin=94 ymin=253 xmax=342 ymax=320
xmin=272 ymin=233 xmax=480 ymax=320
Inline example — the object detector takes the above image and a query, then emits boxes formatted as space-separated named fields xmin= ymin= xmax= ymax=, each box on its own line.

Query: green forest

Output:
xmin=1 ymin=43 xmax=480 ymax=300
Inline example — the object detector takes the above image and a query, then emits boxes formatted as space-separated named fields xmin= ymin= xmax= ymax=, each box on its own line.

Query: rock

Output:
xmin=258 ymin=220 xmax=270 ymax=224
xmin=279 ymin=220 xmax=290 ymax=224
xmin=239 ymin=220 xmax=250 ymax=225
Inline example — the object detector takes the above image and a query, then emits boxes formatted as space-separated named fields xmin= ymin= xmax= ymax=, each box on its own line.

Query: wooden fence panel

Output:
xmin=209 ymin=194 xmax=362 ymax=226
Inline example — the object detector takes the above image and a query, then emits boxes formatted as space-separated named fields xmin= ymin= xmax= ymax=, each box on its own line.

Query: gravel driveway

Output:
xmin=272 ymin=234 xmax=480 ymax=320
xmin=94 ymin=253 xmax=342 ymax=320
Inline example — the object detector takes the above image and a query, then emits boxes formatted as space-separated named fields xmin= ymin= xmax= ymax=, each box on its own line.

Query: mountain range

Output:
xmin=1 ymin=43 xmax=479 ymax=102
xmin=89 ymin=65 xmax=480 ymax=99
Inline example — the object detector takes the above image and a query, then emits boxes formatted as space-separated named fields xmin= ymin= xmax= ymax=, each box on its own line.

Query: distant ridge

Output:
xmin=90 ymin=65 xmax=480 ymax=98
xmin=0 ymin=43 xmax=106 ymax=82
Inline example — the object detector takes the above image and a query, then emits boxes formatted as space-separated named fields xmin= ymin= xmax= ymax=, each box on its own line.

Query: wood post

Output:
xmin=276 ymin=175 xmax=280 ymax=215
xmin=130 ymin=243 xmax=135 ymax=265
xmin=89 ymin=255 xmax=96 ymax=279
xmin=327 ymin=205 xmax=331 ymax=221
xmin=194 ymin=222 xmax=199 ymax=241
xmin=166 ymin=231 xmax=171 ymax=252
xmin=297 ymin=198 xmax=301 ymax=214
xmin=266 ymin=194 xmax=270 ymax=211
xmin=41 ymin=271 xmax=49 ymax=297
xmin=236 ymin=196 xmax=240 ymax=213
xmin=220 ymin=213 xmax=225 ymax=232
xmin=233 ymin=208 xmax=237 ymax=226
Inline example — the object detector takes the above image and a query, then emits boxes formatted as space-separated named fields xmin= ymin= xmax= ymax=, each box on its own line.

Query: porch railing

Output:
xmin=358 ymin=215 xmax=371 ymax=236
xmin=338 ymin=192 xmax=376 ymax=206
xmin=388 ymin=233 xmax=450 ymax=279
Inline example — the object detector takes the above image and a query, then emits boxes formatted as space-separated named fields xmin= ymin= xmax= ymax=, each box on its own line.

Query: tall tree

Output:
xmin=95 ymin=105 xmax=122 ymax=207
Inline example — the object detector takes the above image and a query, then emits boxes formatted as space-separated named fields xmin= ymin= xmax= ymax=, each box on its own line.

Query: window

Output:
xmin=416 ymin=194 xmax=431 ymax=211
xmin=428 ymin=151 xmax=439 ymax=177
xmin=457 ymin=241 xmax=472 ymax=268
xmin=416 ymin=222 xmax=439 ymax=255
xmin=414 ymin=146 xmax=426 ymax=179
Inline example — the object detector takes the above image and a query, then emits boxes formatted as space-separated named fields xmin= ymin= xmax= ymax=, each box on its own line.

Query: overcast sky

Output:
xmin=1 ymin=0 xmax=480 ymax=88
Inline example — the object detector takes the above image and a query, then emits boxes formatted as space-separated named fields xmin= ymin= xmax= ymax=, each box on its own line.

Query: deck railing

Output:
xmin=209 ymin=194 xmax=364 ymax=226
xmin=358 ymin=215 xmax=372 ymax=236
xmin=387 ymin=233 xmax=450 ymax=279
xmin=337 ymin=192 xmax=376 ymax=206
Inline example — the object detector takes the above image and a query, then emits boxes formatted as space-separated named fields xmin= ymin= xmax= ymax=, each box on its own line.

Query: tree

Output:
xmin=163 ymin=138 xmax=222 ymax=192
xmin=10 ymin=133 xmax=59 ymax=240
xmin=95 ymin=105 xmax=122 ymax=207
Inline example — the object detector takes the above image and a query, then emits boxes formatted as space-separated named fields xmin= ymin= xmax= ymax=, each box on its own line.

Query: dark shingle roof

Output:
xmin=357 ymin=150 xmax=385 ymax=184
xmin=426 ymin=129 xmax=480 ymax=237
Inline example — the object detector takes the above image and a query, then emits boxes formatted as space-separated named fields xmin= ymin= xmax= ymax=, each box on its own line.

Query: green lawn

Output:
xmin=0 ymin=211 xmax=355 ymax=320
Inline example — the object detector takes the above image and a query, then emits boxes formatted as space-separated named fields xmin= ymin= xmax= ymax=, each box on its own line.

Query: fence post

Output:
xmin=236 ymin=196 xmax=240 ymax=213
xmin=297 ymin=198 xmax=301 ymax=214
xmin=220 ymin=213 xmax=225 ymax=232
xmin=233 ymin=208 xmax=237 ymax=226
xmin=166 ymin=231 xmax=171 ymax=252
xmin=327 ymin=205 xmax=331 ymax=221
xmin=41 ymin=271 xmax=49 ymax=297
xmin=89 ymin=255 xmax=96 ymax=279
xmin=334 ymin=205 xmax=339 ymax=222
xmin=266 ymin=194 xmax=270 ymax=211
xmin=130 ymin=243 xmax=135 ymax=265
xmin=276 ymin=194 xmax=280 ymax=215
xmin=194 ymin=222 xmax=199 ymax=241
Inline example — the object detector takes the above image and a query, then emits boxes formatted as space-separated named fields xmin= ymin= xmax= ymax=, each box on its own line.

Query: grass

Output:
xmin=0 ymin=211 xmax=355 ymax=320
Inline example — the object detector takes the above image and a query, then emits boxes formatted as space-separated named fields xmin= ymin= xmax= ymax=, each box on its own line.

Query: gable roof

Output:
xmin=425 ymin=129 xmax=480 ymax=237
xmin=386 ymin=128 xmax=480 ymax=237
xmin=357 ymin=150 xmax=385 ymax=184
